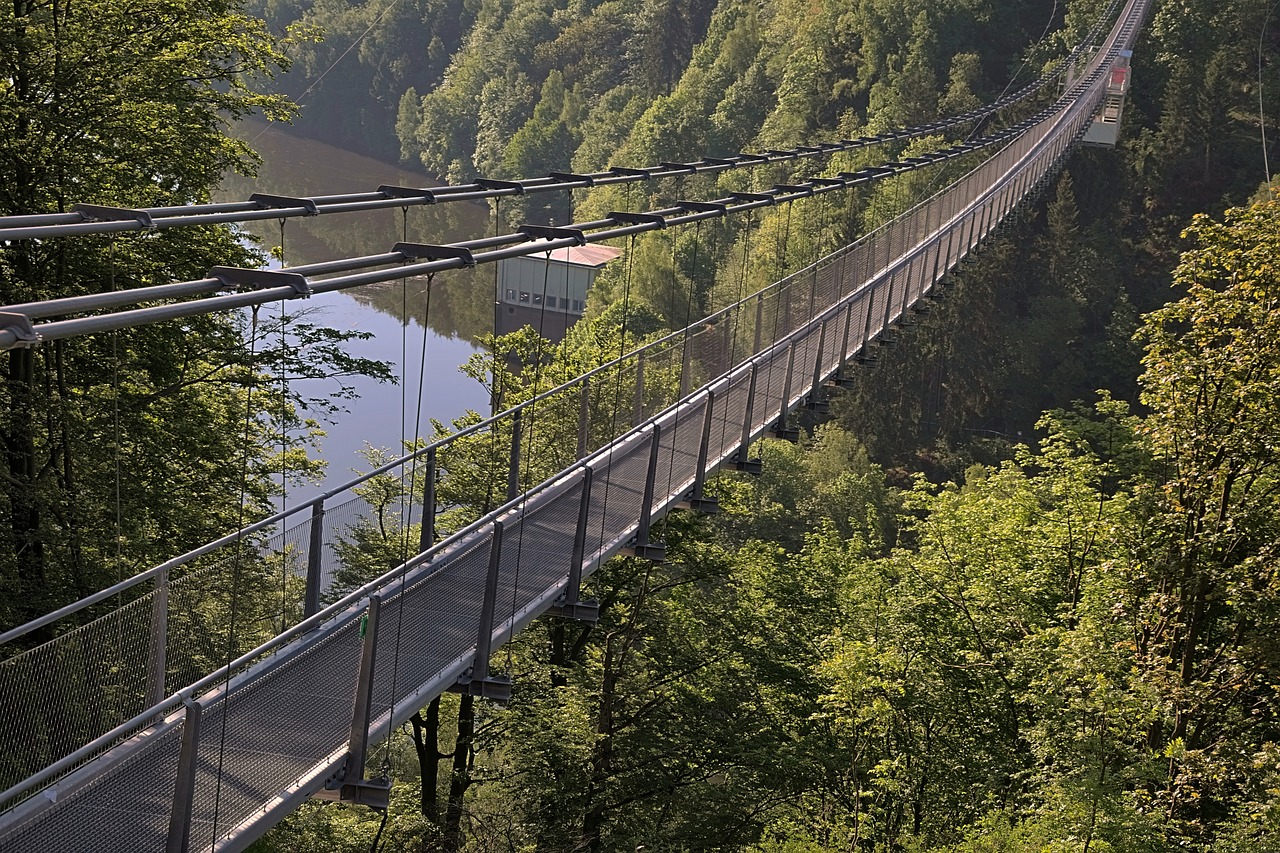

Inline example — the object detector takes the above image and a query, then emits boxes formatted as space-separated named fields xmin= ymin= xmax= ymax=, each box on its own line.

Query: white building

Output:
xmin=497 ymin=243 xmax=622 ymax=318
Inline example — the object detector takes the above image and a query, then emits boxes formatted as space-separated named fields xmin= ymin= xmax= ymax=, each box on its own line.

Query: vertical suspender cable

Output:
xmin=383 ymin=264 xmax=435 ymax=775
xmin=664 ymin=219 xmax=702 ymax=497
xmin=760 ymin=202 xmax=793 ymax=425
xmin=595 ymin=233 xmax=637 ymax=557
xmin=210 ymin=305 xmax=261 ymax=845
xmin=504 ymin=249 xmax=556 ymax=670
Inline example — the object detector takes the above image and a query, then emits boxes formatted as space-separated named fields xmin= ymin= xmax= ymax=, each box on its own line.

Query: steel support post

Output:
xmin=336 ymin=595 xmax=391 ymax=808
xmin=147 ymin=568 xmax=169 ymax=709
xmin=304 ymin=501 xmax=325 ymax=618
xmin=633 ymin=351 xmax=645 ymax=426
xmin=345 ymin=595 xmax=381 ymax=777
xmin=774 ymin=343 xmax=800 ymax=442
xmin=577 ymin=379 xmax=590 ymax=461
xmin=927 ymin=233 xmax=943 ymax=298
xmin=679 ymin=332 xmax=692 ymax=398
xmin=778 ymin=285 xmax=791 ymax=337
xmin=944 ymin=224 xmax=958 ymax=278
xmin=682 ymin=391 xmax=719 ymax=513
xmin=897 ymin=258 xmax=914 ymax=322
xmin=858 ymin=271 xmax=879 ymax=364
xmin=628 ymin=424 xmax=667 ymax=562
xmin=807 ymin=322 xmax=829 ymax=412
xmin=733 ymin=363 xmax=762 ymax=474
xmin=753 ymin=294 xmax=764 ymax=356
xmin=831 ymin=301 xmax=857 ymax=386
xmin=165 ymin=698 xmax=202 ymax=853
xmin=879 ymin=268 xmax=897 ymax=344
xmin=447 ymin=522 xmax=512 ymax=700
xmin=475 ymin=528 xmax=501 ymax=675
xmin=507 ymin=409 xmax=522 ymax=501
xmin=722 ymin=308 xmax=734 ymax=370
xmin=418 ymin=448 xmax=437 ymax=554
xmin=548 ymin=466 xmax=599 ymax=622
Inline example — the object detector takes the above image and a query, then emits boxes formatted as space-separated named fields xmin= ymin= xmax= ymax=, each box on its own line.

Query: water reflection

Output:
xmin=217 ymin=120 xmax=498 ymax=499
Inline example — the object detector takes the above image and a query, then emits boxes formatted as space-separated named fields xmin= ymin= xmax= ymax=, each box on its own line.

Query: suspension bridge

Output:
xmin=0 ymin=0 xmax=1149 ymax=847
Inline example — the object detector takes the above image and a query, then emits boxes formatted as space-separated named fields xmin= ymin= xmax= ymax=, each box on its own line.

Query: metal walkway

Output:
xmin=0 ymin=0 xmax=1150 ymax=847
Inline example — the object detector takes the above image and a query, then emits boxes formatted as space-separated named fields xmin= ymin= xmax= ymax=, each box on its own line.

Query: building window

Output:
xmin=532 ymin=293 xmax=543 ymax=305
xmin=519 ymin=291 xmax=530 ymax=302
xmin=572 ymin=299 xmax=585 ymax=312
xmin=505 ymin=289 xmax=516 ymax=301
xmin=559 ymin=297 xmax=570 ymax=309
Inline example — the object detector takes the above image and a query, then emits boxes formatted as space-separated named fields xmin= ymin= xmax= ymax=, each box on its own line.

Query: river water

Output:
xmin=217 ymin=121 xmax=496 ymax=501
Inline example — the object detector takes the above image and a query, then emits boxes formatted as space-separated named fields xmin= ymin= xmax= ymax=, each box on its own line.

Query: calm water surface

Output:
xmin=218 ymin=121 xmax=496 ymax=502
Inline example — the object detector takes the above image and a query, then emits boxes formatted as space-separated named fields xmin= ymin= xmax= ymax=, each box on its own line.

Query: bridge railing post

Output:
xmin=147 ymin=568 xmax=169 ymax=709
xmin=629 ymin=424 xmax=666 ymax=562
xmin=774 ymin=342 xmax=799 ymax=442
xmin=684 ymin=391 xmax=719 ymax=513
xmin=304 ymin=500 xmax=325 ymax=618
xmin=633 ymin=351 xmax=645 ymax=427
xmin=964 ymin=207 xmax=979 ymax=255
xmin=550 ymin=465 xmax=599 ymax=622
xmin=346 ymin=595 xmax=380 ymax=778
xmin=833 ymin=300 xmax=855 ymax=384
xmin=419 ymin=448 xmax=437 ymax=554
xmin=507 ymin=409 xmax=522 ymax=501
xmin=566 ymin=467 xmax=592 ymax=603
xmin=734 ymin=362 xmax=761 ymax=473
xmin=337 ymin=594 xmax=390 ymax=807
xmin=679 ymin=331 xmax=692 ymax=398
xmin=753 ymin=293 xmax=764 ymax=356
xmin=898 ymin=257 xmax=914 ymax=318
xmin=808 ymin=322 xmax=828 ymax=410
xmin=722 ymin=307 xmax=734 ymax=371
xmin=880 ymin=261 xmax=897 ymax=333
xmin=931 ymin=224 xmax=946 ymax=290
xmin=860 ymin=249 xmax=879 ymax=358
xmin=475 ymin=528 xmax=502 ymax=677
xmin=577 ymin=379 xmax=590 ymax=461
xmin=165 ymin=698 xmax=202 ymax=853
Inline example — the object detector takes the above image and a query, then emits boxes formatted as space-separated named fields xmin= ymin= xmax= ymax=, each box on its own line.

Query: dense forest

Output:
xmin=4 ymin=0 xmax=1280 ymax=848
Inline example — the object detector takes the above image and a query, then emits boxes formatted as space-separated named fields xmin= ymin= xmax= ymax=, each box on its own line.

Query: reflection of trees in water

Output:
xmin=351 ymin=270 xmax=496 ymax=343
xmin=220 ymin=173 xmax=487 ymax=265
xmin=217 ymin=122 xmax=496 ymax=339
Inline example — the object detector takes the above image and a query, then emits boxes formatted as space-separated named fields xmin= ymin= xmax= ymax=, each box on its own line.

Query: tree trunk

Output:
xmin=442 ymin=694 xmax=474 ymax=853
xmin=410 ymin=697 xmax=444 ymax=823
xmin=580 ymin=637 xmax=617 ymax=852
